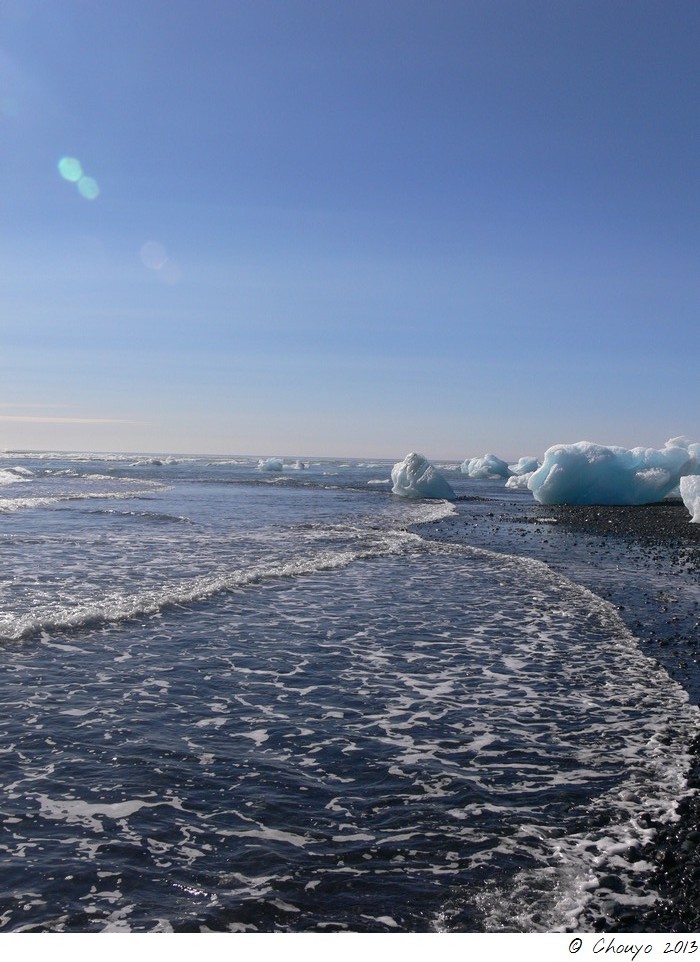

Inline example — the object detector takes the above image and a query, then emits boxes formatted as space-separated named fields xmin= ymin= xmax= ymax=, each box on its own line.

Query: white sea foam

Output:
xmin=0 ymin=467 xmax=33 ymax=485
xmin=35 ymin=793 xmax=185 ymax=833
xmin=1 ymin=453 xmax=696 ymax=934
xmin=0 ymin=488 xmax=166 ymax=513
xmin=0 ymin=519 xmax=442 ymax=643
xmin=427 ymin=541 xmax=699 ymax=933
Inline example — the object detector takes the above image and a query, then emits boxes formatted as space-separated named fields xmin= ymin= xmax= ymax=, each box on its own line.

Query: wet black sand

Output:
xmin=423 ymin=496 xmax=700 ymax=933
xmin=537 ymin=500 xmax=699 ymax=568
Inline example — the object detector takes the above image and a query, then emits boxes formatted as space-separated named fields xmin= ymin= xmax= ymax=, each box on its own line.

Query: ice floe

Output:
xmin=528 ymin=439 xmax=700 ymax=506
xmin=258 ymin=458 xmax=284 ymax=472
xmin=391 ymin=453 xmax=456 ymax=500
xmin=461 ymin=454 xmax=511 ymax=479
xmin=509 ymin=456 xmax=540 ymax=476
xmin=680 ymin=476 xmax=700 ymax=523
xmin=505 ymin=472 xmax=534 ymax=491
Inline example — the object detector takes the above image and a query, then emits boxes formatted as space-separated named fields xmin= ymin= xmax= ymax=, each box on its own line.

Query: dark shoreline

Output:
xmin=543 ymin=502 xmax=699 ymax=932
xmin=547 ymin=502 xmax=699 ymax=933
xmin=421 ymin=495 xmax=700 ymax=933
xmin=538 ymin=500 xmax=699 ymax=567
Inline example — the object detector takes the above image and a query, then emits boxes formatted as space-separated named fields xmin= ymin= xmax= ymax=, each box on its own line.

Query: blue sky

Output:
xmin=1 ymin=0 xmax=698 ymax=458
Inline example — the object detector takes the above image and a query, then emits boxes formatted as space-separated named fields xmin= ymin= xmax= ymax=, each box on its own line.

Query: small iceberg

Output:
xmin=680 ymin=476 xmax=700 ymax=523
xmin=258 ymin=458 xmax=284 ymax=472
xmin=391 ymin=453 xmax=456 ymax=500
xmin=508 ymin=456 xmax=540 ymax=476
xmin=505 ymin=472 xmax=534 ymax=491
xmin=461 ymin=454 xmax=511 ymax=479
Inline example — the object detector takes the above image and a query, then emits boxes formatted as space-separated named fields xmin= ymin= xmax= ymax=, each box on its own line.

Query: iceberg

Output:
xmin=391 ymin=452 xmax=456 ymax=500
xmin=461 ymin=453 xmax=511 ymax=479
xmin=528 ymin=439 xmax=699 ymax=506
xmin=505 ymin=472 xmax=534 ymax=491
xmin=508 ymin=456 xmax=540 ymax=476
xmin=665 ymin=437 xmax=700 ymax=471
xmin=680 ymin=476 xmax=700 ymax=523
xmin=460 ymin=454 xmax=510 ymax=480
xmin=258 ymin=457 xmax=284 ymax=472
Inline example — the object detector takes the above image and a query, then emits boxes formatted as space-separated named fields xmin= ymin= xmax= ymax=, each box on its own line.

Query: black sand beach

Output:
xmin=549 ymin=503 xmax=699 ymax=933
xmin=424 ymin=497 xmax=700 ymax=932
xmin=540 ymin=503 xmax=699 ymax=932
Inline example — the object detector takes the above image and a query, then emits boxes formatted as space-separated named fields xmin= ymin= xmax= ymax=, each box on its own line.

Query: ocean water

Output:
xmin=0 ymin=452 xmax=697 ymax=932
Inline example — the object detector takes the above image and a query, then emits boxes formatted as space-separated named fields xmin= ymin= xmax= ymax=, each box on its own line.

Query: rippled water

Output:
xmin=0 ymin=453 xmax=697 ymax=931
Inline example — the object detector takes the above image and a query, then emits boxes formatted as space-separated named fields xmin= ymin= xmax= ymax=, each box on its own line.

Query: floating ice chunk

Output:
xmin=290 ymin=460 xmax=306 ymax=470
xmin=505 ymin=472 xmax=534 ymax=490
xmin=258 ymin=458 xmax=283 ymax=472
xmin=508 ymin=456 xmax=540 ymax=476
xmin=528 ymin=440 xmax=698 ymax=506
xmin=461 ymin=454 xmax=511 ymax=479
xmin=680 ymin=476 xmax=700 ymax=523
xmin=391 ymin=453 xmax=456 ymax=500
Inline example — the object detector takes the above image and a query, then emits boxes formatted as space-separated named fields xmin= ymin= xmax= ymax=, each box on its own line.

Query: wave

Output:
xmin=0 ymin=529 xmax=426 ymax=644
xmin=3 ymin=451 xmax=140 ymax=462
xmin=0 ymin=488 xmax=166 ymax=514
xmin=84 ymin=508 xmax=194 ymax=525
xmin=0 ymin=467 xmax=34 ymax=485
xmin=1 ymin=479 xmax=695 ymax=933
xmin=427 ymin=539 xmax=699 ymax=932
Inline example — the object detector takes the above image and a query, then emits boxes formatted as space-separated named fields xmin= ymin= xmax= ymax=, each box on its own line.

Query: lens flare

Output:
xmin=58 ymin=157 xmax=100 ymax=200
xmin=77 ymin=176 xmax=100 ymax=200
xmin=140 ymin=241 xmax=168 ymax=270
xmin=58 ymin=156 xmax=83 ymax=182
xmin=139 ymin=241 xmax=181 ymax=284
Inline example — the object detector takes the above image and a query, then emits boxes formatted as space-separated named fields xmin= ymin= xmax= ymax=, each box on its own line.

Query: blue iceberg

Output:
xmin=391 ymin=453 xmax=456 ymax=500
xmin=528 ymin=439 xmax=699 ymax=506
xmin=460 ymin=454 xmax=511 ymax=480
xmin=508 ymin=456 xmax=540 ymax=476
xmin=258 ymin=457 xmax=284 ymax=472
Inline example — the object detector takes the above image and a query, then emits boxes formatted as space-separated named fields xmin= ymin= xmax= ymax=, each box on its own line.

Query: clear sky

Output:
xmin=1 ymin=0 xmax=698 ymax=459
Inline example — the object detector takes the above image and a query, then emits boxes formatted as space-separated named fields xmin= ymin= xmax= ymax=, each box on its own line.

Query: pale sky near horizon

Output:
xmin=1 ymin=0 xmax=698 ymax=460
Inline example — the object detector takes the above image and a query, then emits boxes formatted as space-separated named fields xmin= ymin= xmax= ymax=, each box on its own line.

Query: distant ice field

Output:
xmin=0 ymin=453 xmax=697 ymax=932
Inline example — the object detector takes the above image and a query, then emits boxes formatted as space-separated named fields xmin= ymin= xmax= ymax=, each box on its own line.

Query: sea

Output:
xmin=0 ymin=451 xmax=698 ymax=933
